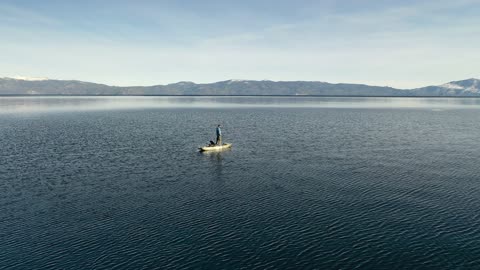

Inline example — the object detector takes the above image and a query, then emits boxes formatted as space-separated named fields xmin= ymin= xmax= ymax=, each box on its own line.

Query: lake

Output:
xmin=1 ymin=96 xmax=480 ymax=269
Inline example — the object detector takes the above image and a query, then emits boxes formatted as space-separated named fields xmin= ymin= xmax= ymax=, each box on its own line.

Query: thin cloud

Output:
xmin=0 ymin=1 xmax=479 ymax=88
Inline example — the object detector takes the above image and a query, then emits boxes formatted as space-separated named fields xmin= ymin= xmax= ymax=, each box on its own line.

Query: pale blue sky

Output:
xmin=1 ymin=0 xmax=479 ymax=88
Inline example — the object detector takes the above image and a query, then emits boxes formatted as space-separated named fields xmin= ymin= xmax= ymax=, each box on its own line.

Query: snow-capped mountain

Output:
xmin=414 ymin=78 xmax=480 ymax=96
xmin=3 ymin=76 xmax=50 ymax=81
xmin=439 ymin=78 xmax=480 ymax=93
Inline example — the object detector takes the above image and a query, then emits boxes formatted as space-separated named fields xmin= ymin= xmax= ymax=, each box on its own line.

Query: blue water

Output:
xmin=1 ymin=97 xmax=480 ymax=269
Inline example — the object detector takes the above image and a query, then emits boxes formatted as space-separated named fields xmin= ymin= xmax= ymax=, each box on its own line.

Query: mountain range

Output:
xmin=0 ymin=77 xmax=479 ymax=96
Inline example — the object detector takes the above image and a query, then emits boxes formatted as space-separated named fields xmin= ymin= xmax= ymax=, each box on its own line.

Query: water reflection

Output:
xmin=200 ymin=150 xmax=230 ymax=182
xmin=1 ymin=96 xmax=480 ymax=113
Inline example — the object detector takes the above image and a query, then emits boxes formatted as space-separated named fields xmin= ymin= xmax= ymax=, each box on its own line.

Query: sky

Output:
xmin=0 ymin=0 xmax=479 ymax=88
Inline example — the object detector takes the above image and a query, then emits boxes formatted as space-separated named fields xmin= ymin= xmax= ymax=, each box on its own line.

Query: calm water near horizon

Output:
xmin=1 ymin=96 xmax=480 ymax=269
xmin=2 ymin=96 xmax=480 ymax=113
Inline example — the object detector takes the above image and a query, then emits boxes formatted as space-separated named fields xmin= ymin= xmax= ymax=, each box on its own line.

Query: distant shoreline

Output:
xmin=2 ymin=78 xmax=480 ymax=96
xmin=1 ymin=95 xmax=480 ymax=98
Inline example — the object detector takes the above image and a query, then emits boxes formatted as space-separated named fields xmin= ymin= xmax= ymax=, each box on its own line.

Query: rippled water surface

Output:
xmin=1 ymin=97 xmax=480 ymax=269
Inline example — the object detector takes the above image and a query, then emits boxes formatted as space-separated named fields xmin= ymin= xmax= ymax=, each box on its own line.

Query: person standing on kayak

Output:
xmin=216 ymin=124 xmax=222 ymax=145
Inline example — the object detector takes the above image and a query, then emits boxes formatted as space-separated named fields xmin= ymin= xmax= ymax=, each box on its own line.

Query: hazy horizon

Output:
xmin=3 ymin=76 xmax=480 ymax=90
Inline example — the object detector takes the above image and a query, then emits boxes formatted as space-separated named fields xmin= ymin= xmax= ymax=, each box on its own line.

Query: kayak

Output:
xmin=199 ymin=143 xmax=232 ymax=152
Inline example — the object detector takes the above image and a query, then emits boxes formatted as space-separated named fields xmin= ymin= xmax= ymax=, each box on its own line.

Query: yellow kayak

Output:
xmin=199 ymin=143 xmax=232 ymax=152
